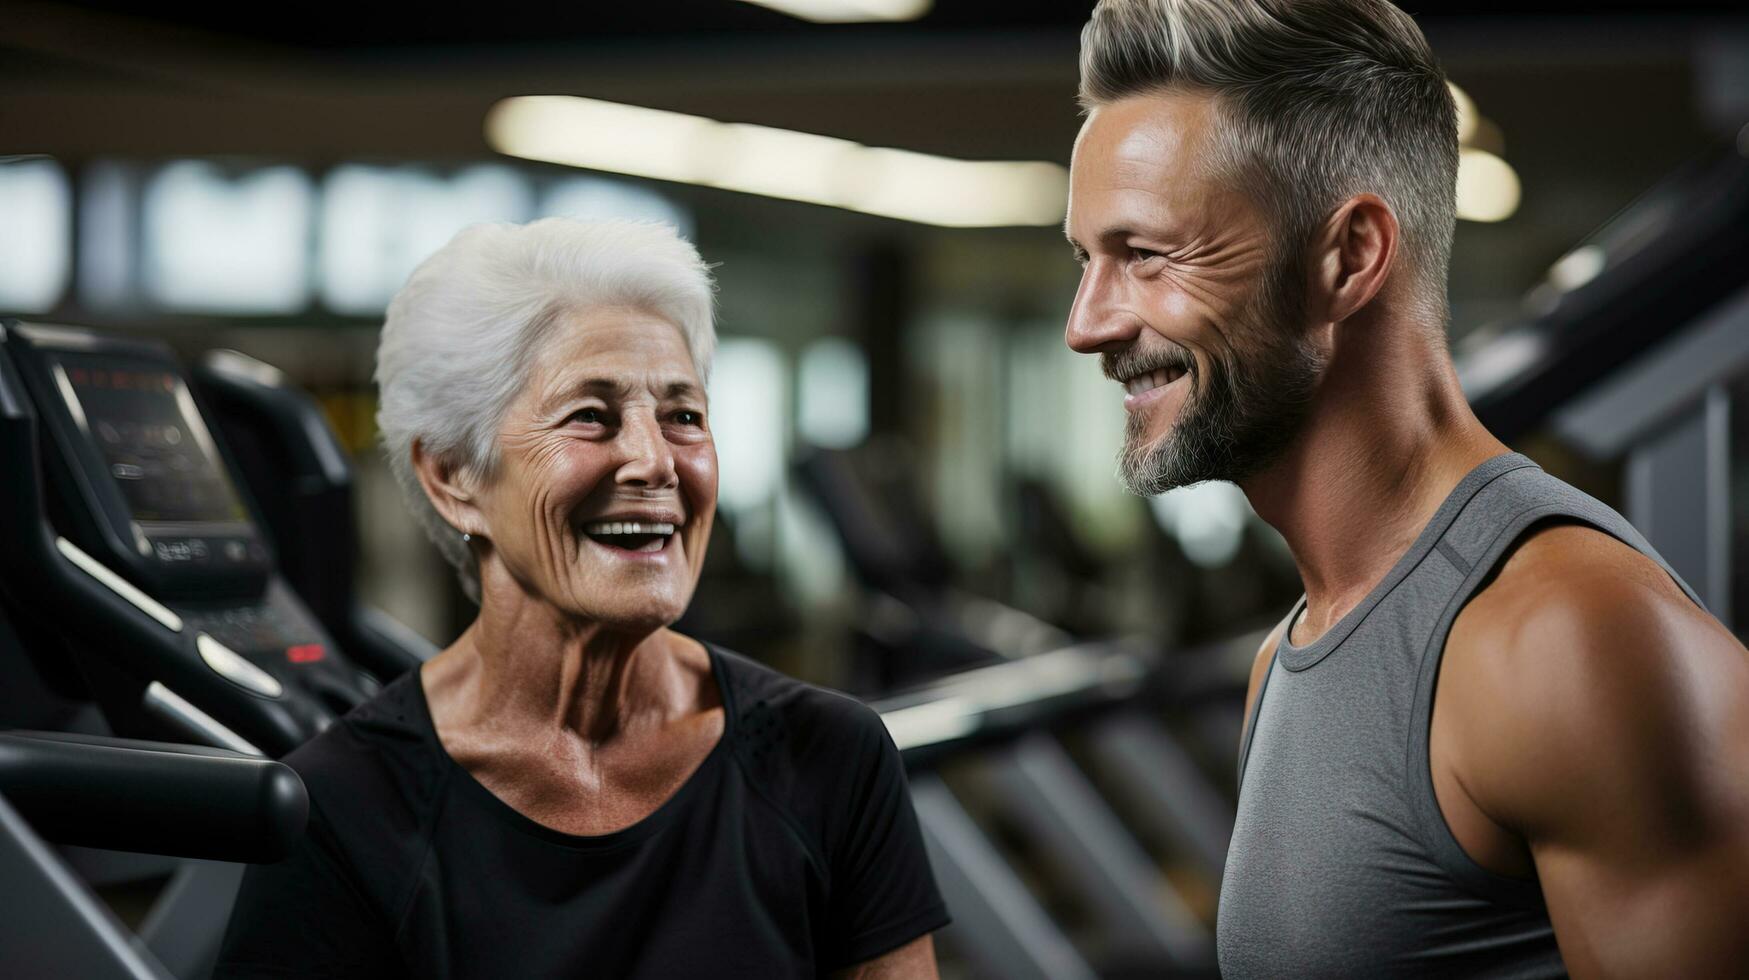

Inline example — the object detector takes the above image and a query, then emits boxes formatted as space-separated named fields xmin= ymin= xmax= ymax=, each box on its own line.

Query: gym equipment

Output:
xmin=0 ymin=320 xmax=383 ymax=758
xmin=0 ymin=726 xmax=307 ymax=980
xmin=0 ymin=321 xmax=384 ymax=978
xmin=798 ymin=443 xmax=1238 ymax=978
xmin=192 ymin=349 xmax=437 ymax=680
xmin=1459 ymin=143 xmax=1749 ymax=629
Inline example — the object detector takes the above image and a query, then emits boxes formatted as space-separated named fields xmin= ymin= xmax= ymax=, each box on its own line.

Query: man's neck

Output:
xmin=1242 ymin=322 xmax=1508 ymax=642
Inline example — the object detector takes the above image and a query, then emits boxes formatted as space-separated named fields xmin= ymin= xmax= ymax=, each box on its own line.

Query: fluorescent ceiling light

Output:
xmin=1456 ymin=147 xmax=1520 ymax=223
xmin=733 ymin=0 xmax=931 ymax=23
xmin=486 ymin=95 xmax=1067 ymax=228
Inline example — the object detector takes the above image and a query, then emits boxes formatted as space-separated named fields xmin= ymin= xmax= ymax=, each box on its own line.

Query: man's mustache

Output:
xmin=1100 ymin=342 xmax=1197 ymax=383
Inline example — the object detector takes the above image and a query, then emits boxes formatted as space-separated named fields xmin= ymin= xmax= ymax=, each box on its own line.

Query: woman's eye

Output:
xmin=569 ymin=407 xmax=607 ymax=425
xmin=672 ymin=410 xmax=705 ymax=428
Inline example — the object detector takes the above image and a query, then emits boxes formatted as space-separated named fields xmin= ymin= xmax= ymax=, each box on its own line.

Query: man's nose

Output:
xmin=1065 ymin=259 xmax=1142 ymax=355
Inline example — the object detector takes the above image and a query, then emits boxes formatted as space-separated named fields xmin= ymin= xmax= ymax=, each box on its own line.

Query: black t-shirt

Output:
xmin=215 ymin=644 xmax=949 ymax=979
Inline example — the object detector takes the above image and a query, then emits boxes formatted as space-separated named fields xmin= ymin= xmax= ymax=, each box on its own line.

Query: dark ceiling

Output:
xmin=21 ymin=0 xmax=1749 ymax=49
xmin=4 ymin=0 xmax=1742 ymax=330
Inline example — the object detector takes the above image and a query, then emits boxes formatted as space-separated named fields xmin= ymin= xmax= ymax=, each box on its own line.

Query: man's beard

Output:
xmin=1108 ymin=263 xmax=1326 ymax=496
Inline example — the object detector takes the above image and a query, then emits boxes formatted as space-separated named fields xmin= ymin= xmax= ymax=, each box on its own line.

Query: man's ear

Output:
xmin=411 ymin=439 xmax=484 ymax=539
xmin=1308 ymin=193 xmax=1398 ymax=326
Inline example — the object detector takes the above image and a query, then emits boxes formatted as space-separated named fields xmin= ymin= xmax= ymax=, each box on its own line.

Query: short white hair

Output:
xmin=375 ymin=218 xmax=717 ymax=600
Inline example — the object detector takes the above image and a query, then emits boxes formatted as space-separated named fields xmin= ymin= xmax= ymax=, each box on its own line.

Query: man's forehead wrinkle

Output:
xmin=1111 ymin=154 xmax=1167 ymax=187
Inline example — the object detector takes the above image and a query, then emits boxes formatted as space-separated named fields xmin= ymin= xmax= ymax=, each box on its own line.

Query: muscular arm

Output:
xmin=1447 ymin=527 xmax=1749 ymax=978
xmin=830 ymin=935 xmax=939 ymax=980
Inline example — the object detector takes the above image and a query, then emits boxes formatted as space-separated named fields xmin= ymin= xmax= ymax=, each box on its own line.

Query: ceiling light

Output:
xmin=486 ymin=95 xmax=1068 ymax=228
xmin=1455 ymin=147 xmax=1519 ymax=223
xmin=733 ymin=0 xmax=931 ymax=23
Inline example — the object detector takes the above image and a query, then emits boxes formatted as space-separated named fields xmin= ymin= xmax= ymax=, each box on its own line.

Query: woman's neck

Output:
xmin=441 ymin=580 xmax=698 ymax=746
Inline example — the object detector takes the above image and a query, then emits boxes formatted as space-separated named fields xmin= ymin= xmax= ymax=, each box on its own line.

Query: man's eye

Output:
xmin=672 ymin=410 xmax=704 ymax=427
xmin=1131 ymin=247 xmax=1163 ymax=264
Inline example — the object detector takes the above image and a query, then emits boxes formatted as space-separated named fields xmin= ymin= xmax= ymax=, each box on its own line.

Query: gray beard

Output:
xmin=1118 ymin=307 xmax=1325 ymax=497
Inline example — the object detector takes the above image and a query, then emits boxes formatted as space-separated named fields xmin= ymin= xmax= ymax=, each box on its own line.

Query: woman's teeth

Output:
xmin=582 ymin=521 xmax=676 ymax=536
xmin=1123 ymin=366 xmax=1186 ymax=396
xmin=581 ymin=520 xmax=676 ymax=554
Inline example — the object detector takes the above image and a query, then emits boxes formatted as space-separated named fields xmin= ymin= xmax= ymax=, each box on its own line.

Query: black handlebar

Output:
xmin=0 ymin=730 xmax=307 ymax=863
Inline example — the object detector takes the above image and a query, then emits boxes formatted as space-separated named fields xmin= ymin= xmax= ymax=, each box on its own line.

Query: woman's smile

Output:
xmin=579 ymin=512 xmax=685 ymax=560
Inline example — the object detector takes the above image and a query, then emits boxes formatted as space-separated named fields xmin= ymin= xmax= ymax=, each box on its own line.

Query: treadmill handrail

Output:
xmin=0 ymin=730 xmax=308 ymax=864
xmin=875 ymin=640 xmax=1152 ymax=765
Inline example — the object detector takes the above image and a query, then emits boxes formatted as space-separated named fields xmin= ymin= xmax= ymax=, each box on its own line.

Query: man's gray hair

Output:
xmin=1080 ymin=0 xmax=1458 ymax=313
xmin=375 ymin=218 xmax=716 ymax=600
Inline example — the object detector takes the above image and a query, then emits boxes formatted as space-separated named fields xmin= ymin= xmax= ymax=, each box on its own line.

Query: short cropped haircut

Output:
xmin=375 ymin=218 xmax=716 ymax=599
xmin=1080 ymin=0 xmax=1458 ymax=312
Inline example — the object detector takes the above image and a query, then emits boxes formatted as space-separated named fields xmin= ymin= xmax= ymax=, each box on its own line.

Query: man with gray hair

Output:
xmin=1064 ymin=1 xmax=1749 ymax=976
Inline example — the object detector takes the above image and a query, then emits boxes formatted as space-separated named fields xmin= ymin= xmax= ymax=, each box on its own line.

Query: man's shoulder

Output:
xmin=1442 ymin=522 xmax=1743 ymax=831
xmin=1450 ymin=521 xmax=1707 ymax=677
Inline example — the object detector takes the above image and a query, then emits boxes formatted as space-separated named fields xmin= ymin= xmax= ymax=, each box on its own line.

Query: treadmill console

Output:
xmin=27 ymin=338 xmax=271 ymax=597
xmin=0 ymin=322 xmax=373 ymax=755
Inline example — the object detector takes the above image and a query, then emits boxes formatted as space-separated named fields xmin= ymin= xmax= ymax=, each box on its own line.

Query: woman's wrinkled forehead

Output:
xmin=527 ymin=307 xmax=705 ymax=412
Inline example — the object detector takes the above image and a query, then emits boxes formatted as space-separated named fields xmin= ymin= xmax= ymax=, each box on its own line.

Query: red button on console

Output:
xmin=286 ymin=644 xmax=326 ymax=664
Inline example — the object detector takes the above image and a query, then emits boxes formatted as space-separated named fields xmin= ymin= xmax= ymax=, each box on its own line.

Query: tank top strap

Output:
xmin=1235 ymin=603 xmax=1301 ymax=789
xmin=1403 ymin=459 xmax=1704 ymax=905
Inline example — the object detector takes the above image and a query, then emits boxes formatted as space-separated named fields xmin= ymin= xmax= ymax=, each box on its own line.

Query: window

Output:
xmin=142 ymin=161 xmax=312 ymax=313
xmin=0 ymin=158 xmax=72 ymax=313
xmin=319 ymin=164 xmax=532 ymax=314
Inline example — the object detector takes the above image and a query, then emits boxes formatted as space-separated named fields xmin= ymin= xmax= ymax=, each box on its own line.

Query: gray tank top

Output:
xmin=1217 ymin=453 xmax=1703 ymax=978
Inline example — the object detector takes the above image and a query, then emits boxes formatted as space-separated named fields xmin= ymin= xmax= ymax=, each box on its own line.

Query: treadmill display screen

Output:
xmin=52 ymin=352 xmax=249 ymax=526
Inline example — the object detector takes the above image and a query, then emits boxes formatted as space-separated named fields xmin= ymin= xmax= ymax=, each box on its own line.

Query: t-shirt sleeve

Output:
xmin=823 ymin=702 xmax=951 ymax=968
xmin=213 ymin=799 xmax=405 ymax=979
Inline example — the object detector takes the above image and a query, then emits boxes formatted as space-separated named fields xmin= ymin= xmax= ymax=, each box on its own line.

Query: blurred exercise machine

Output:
xmin=0 ymin=321 xmax=383 ymax=756
xmin=798 ymin=444 xmax=1240 ymax=979
xmin=1461 ymin=141 xmax=1749 ymax=631
xmin=0 ymin=320 xmax=418 ymax=978
xmin=192 ymin=349 xmax=437 ymax=678
xmin=0 ymin=726 xmax=306 ymax=979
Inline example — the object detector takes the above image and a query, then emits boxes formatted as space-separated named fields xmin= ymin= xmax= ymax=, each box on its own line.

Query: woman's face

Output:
xmin=471 ymin=306 xmax=716 ymax=630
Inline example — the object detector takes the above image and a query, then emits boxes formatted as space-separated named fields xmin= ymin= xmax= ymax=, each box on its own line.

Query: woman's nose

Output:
xmin=614 ymin=415 xmax=679 ymax=489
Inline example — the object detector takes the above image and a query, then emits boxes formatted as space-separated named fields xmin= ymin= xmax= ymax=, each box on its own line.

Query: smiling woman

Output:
xmin=214 ymin=219 xmax=949 ymax=980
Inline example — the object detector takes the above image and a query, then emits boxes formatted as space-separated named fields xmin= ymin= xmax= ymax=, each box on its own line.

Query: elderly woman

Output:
xmin=216 ymin=219 xmax=948 ymax=978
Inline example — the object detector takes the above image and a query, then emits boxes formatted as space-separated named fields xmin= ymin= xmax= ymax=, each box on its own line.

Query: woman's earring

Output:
xmin=461 ymin=532 xmax=473 ymax=544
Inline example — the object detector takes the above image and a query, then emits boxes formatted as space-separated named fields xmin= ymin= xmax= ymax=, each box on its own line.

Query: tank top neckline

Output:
xmin=1274 ymin=452 xmax=1537 ymax=672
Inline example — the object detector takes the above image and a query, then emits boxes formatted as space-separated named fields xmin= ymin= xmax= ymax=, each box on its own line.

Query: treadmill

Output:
xmin=0 ymin=320 xmax=378 ymax=758
xmin=0 ymin=321 xmax=334 ymax=979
